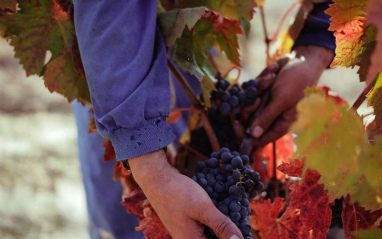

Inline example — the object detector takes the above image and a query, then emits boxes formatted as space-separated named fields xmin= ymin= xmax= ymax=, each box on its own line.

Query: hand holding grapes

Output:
xmin=129 ymin=150 xmax=243 ymax=239
xmin=250 ymin=45 xmax=334 ymax=146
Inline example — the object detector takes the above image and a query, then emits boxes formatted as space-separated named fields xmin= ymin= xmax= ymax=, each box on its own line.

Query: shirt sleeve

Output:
xmin=293 ymin=0 xmax=336 ymax=51
xmin=73 ymin=0 xmax=176 ymax=161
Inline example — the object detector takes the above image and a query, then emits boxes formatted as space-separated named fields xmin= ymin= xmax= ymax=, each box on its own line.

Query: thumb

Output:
xmin=250 ymin=99 xmax=285 ymax=139
xmin=199 ymin=206 xmax=243 ymax=239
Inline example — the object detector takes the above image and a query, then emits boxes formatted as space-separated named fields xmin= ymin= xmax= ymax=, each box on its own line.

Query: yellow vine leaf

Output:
xmin=292 ymin=90 xmax=382 ymax=210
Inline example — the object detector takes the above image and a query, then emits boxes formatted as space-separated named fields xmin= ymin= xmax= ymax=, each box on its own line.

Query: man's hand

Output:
xmin=250 ymin=45 xmax=334 ymax=146
xmin=129 ymin=150 xmax=243 ymax=239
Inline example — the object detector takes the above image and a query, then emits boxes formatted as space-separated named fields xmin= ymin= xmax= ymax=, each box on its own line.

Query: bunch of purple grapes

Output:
xmin=211 ymin=79 xmax=259 ymax=115
xmin=192 ymin=147 xmax=263 ymax=239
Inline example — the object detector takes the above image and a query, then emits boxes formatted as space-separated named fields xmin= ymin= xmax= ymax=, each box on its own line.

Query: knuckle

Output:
xmin=214 ymin=218 xmax=233 ymax=236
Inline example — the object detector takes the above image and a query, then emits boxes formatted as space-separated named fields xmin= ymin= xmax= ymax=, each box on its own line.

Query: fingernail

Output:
xmin=252 ymin=126 xmax=263 ymax=138
xmin=229 ymin=235 xmax=240 ymax=239
xmin=264 ymin=73 xmax=275 ymax=81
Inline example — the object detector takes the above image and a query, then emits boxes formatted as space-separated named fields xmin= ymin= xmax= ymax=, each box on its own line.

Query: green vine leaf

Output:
xmin=0 ymin=0 xmax=74 ymax=76
xmin=158 ymin=7 xmax=207 ymax=46
xmin=292 ymin=90 xmax=382 ymax=210
xmin=368 ymin=73 xmax=382 ymax=129
xmin=352 ymin=227 xmax=382 ymax=239
xmin=201 ymin=75 xmax=215 ymax=108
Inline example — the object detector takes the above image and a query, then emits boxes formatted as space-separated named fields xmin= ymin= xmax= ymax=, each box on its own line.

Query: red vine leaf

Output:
xmin=277 ymin=157 xmax=306 ymax=178
xmin=251 ymin=197 xmax=303 ymax=239
xmin=342 ymin=195 xmax=382 ymax=239
xmin=167 ymin=110 xmax=182 ymax=124
xmin=0 ymin=0 xmax=17 ymax=12
xmin=44 ymin=50 xmax=91 ymax=103
xmin=103 ymin=139 xmax=116 ymax=162
xmin=88 ymin=117 xmax=97 ymax=134
xmin=289 ymin=169 xmax=332 ymax=239
xmin=172 ymin=10 xmax=242 ymax=80
xmin=365 ymin=0 xmax=382 ymax=84
xmin=122 ymin=190 xmax=171 ymax=239
xmin=113 ymin=161 xmax=131 ymax=181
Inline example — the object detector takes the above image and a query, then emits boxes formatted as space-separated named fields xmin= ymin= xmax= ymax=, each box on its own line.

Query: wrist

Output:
xmin=293 ymin=45 xmax=334 ymax=69
xmin=128 ymin=149 xmax=172 ymax=186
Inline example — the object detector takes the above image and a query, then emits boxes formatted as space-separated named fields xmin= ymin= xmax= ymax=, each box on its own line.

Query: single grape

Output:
xmin=220 ymin=91 xmax=230 ymax=101
xmin=242 ymin=82 xmax=249 ymax=90
xmin=248 ymin=79 xmax=258 ymax=88
xmin=198 ymin=178 xmax=207 ymax=188
xmin=207 ymin=158 xmax=219 ymax=168
xmin=229 ymin=96 xmax=239 ymax=107
xmin=218 ymin=205 xmax=229 ymax=215
xmin=232 ymin=170 xmax=241 ymax=180
xmin=214 ymin=181 xmax=225 ymax=193
xmin=255 ymin=182 xmax=264 ymax=191
xmin=239 ymin=206 xmax=248 ymax=218
xmin=206 ymin=186 xmax=214 ymax=195
xmin=219 ymin=102 xmax=231 ymax=115
xmin=240 ymin=222 xmax=251 ymax=235
xmin=216 ymin=174 xmax=226 ymax=182
xmin=245 ymin=87 xmax=258 ymax=99
xmin=196 ymin=161 xmax=206 ymax=171
xmin=210 ymin=151 xmax=220 ymax=159
xmin=231 ymin=106 xmax=241 ymax=115
xmin=230 ymin=212 xmax=241 ymax=222
xmin=241 ymin=198 xmax=250 ymax=207
xmin=229 ymin=185 xmax=240 ymax=195
xmin=241 ymin=155 xmax=249 ymax=165
xmin=244 ymin=179 xmax=255 ymax=191
xmin=221 ymin=152 xmax=233 ymax=163
xmin=207 ymin=177 xmax=216 ymax=186
xmin=231 ymin=156 xmax=244 ymax=169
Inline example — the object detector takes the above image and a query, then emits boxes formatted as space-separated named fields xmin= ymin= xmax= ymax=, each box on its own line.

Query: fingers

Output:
xmin=250 ymin=98 xmax=287 ymax=139
xmin=252 ymin=107 xmax=296 ymax=146
xmin=257 ymin=62 xmax=279 ymax=77
xmin=232 ymin=120 xmax=244 ymax=141
xmin=257 ymin=72 xmax=276 ymax=93
xmin=198 ymin=205 xmax=243 ymax=239
xmin=241 ymin=98 xmax=261 ymax=122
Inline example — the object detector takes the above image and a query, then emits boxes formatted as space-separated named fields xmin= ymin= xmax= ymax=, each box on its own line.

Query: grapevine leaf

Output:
xmin=158 ymin=7 xmax=207 ymax=46
xmin=291 ymin=91 xmax=365 ymax=201
xmin=352 ymin=227 xmax=382 ymax=239
xmin=289 ymin=169 xmax=332 ymax=239
xmin=233 ymin=0 xmax=257 ymax=36
xmin=204 ymin=11 xmax=243 ymax=66
xmin=365 ymin=0 xmax=382 ymax=84
xmin=173 ymin=30 xmax=204 ymax=79
xmin=167 ymin=110 xmax=182 ymax=124
xmin=44 ymin=50 xmax=91 ymax=103
xmin=173 ymin=10 xmax=242 ymax=80
xmin=113 ymin=161 xmax=131 ymax=181
xmin=325 ymin=0 xmax=368 ymax=68
xmin=103 ymin=139 xmax=116 ymax=162
xmin=122 ymin=191 xmax=172 ymax=239
xmin=277 ymin=158 xmax=306 ymax=178
xmin=0 ymin=0 xmax=75 ymax=76
xmin=88 ymin=117 xmax=97 ymax=134
xmin=368 ymin=74 xmax=382 ymax=129
xmin=250 ymin=197 xmax=303 ymax=239
xmin=342 ymin=195 xmax=382 ymax=239
xmin=0 ymin=0 xmax=17 ymax=12
xmin=201 ymin=75 xmax=215 ymax=108
xmin=357 ymin=25 xmax=377 ymax=82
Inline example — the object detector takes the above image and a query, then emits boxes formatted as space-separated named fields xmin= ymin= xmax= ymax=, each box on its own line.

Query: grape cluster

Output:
xmin=211 ymin=79 xmax=259 ymax=116
xmin=192 ymin=148 xmax=263 ymax=239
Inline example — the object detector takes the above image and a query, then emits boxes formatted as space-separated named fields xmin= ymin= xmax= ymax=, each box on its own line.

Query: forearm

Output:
xmin=294 ymin=45 xmax=334 ymax=76
xmin=73 ymin=0 xmax=175 ymax=160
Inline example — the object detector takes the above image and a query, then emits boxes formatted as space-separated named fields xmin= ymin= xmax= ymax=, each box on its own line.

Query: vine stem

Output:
xmin=351 ymin=81 xmax=373 ymax=111
xmin=167 ymin=59 xmax=220 ymax=152
xmin=259 ymin=6 xmax=271 ymax=65
xmin=269 ymin=2 xmax=298 ymax=42
xmin=174 ymin=139 xmax=209 ymax=161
